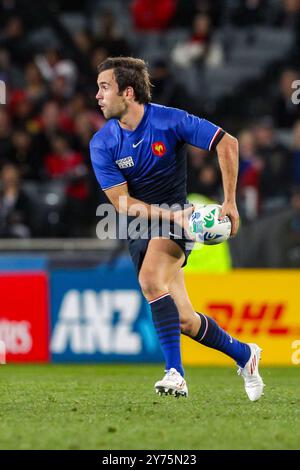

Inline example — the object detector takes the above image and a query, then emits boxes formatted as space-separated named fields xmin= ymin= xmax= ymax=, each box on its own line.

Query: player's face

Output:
xmin=96 ymin=69 xmax=127 ymax=120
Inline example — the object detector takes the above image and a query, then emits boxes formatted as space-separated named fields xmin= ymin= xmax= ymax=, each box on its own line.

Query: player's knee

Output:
xmin=180 ymin=317 xmax=196 ymax=336
xmin=139 ymin=272 xmax=168 ymax=301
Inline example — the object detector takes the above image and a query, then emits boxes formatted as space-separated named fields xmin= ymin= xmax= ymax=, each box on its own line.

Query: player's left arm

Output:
xmin=173 ymin=110 xmax=239 ymax=236
xmin=215 ymin=132 xmax=239 ymax=237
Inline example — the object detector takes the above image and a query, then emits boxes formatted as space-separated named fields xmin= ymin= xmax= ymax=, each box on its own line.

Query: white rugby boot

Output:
xmin=154 ymin=368 xmax=188 ymax=398
xmin=237 ymin=343 xmax=265 ymax=401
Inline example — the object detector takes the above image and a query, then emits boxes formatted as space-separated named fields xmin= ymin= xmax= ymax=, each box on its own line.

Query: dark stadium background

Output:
xmin=0 ymin=0 xmax=300 ymax=451
xmin=0 ymin=0 xmax=299 ymax=267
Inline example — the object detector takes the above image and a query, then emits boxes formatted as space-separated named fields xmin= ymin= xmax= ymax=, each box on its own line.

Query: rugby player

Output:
xmin=90 ymin=57 xmax=264 ymax=401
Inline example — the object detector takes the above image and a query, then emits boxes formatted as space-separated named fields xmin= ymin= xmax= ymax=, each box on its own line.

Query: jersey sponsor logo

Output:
xmin=152 ymin=141 xmax=166 ymax=157
xmin=116 ymin=156 xmax=134 ymax=169
xmin=133 ymin=138 xmax=144 ymax=148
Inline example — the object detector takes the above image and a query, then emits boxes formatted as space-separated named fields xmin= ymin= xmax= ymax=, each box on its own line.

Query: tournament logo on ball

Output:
xmin=188 ymin=204 xmax=231 ymax=245
xmin=152 ymin=141 xmax=166 ymax=157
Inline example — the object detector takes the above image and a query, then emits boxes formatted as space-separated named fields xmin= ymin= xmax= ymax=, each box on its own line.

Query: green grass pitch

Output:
xmin=0 ymin=365 xmax=299 ymax=450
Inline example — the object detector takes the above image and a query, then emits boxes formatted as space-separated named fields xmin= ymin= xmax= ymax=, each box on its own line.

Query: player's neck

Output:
xmin=118 ymin=102 xmax=145 ymax=131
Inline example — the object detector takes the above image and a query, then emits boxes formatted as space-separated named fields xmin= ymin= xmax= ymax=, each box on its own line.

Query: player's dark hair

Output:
xmin=97 ymin=57 xmax=152 ymax=104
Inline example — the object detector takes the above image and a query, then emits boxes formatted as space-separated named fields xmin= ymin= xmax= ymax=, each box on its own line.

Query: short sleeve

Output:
xmin=90 ymin=143 xmax=126 ymax=191
xmin=174 ymin=111 xmax=225 ymax=151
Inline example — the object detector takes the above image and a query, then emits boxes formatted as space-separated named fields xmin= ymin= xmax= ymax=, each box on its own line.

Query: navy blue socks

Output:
xmin=149 ymin=297 xmax=250 ymax=373
xmin=194 ymin=312 xmax=251 ymax=368
xmin=149 ymin=293 xmax=184 ymax=377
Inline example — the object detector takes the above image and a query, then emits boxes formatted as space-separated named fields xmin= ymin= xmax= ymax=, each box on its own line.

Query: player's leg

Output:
xmin=138 ymin=238 xmax=188 ymax=397
xmin=169 ymin=269 xmax=200 ymax=337
xmin=169 ymin=269 xmax=250 ymax=366
xmin=169 ymin=270 xmax=265 ymax=401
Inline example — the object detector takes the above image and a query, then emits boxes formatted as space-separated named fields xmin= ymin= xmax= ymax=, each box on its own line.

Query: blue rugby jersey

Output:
xmin=90 ymin=103 xmax=224 ymax=206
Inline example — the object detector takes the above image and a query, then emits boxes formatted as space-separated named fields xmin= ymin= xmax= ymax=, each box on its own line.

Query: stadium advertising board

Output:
xmin=50 ymin=264 xmax=163 ymax=363
xmin=183 ymin=270 xmax=300 ymax=365
xmin=0 ymin=272 xmax=49 ymax=362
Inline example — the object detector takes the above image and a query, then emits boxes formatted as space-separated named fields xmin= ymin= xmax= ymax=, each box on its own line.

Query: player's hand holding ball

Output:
xmin=188 ymin=203 xmax=234 ymax=245
xmin=220 ymin=201 xmax=239 ymax=237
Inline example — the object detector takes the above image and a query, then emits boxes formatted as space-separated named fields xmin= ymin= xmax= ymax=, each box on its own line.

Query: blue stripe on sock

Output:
xmin=160 ymin=339 xmax=181 ymax=346
xmin=150 ymin=294 xmax=184 ymax=376
xmin=155 ymin=324 xmax=180 ymax=334
xmin=154 ymin=315 xmax=180 ymax=327
xmin=195 ymin=313 xmax=251 ymax=368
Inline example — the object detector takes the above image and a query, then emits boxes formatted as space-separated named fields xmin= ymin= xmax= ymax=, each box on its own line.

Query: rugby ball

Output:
xmin=188 ymin=204 xmax=231 ymax=245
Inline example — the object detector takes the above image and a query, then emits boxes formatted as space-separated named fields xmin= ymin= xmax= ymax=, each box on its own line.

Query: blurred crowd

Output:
xmin=0 ymin=0 xmax=300 ymax=242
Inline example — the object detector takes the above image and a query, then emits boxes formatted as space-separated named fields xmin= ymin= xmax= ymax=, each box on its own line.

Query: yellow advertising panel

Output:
xmin=182 ymin=270 xmax=300 ymax=365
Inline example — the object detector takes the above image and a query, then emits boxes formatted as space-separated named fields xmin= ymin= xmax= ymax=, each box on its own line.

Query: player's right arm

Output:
xmin=90 ymin=136 xmax=193 ymax=229
xmin=105 ymin=182 xmax=193 ymax=227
